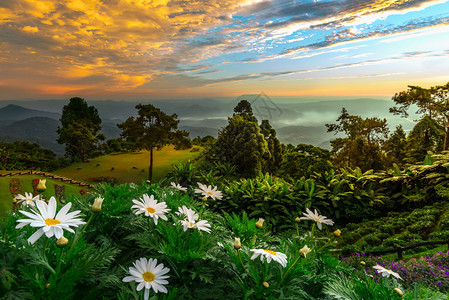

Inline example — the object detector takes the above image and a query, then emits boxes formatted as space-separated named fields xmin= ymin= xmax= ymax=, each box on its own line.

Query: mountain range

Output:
xmin=0 ymin=98 xmax=420 ymax=156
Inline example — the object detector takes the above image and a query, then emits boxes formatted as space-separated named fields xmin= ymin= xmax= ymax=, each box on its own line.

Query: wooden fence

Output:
xmin=363 ymin=239 xmax=449 ymax=259
xmin=0 ymin=170 xmax=93 ymax=188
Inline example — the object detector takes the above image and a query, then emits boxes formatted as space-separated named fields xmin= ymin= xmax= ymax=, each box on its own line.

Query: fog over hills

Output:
xmin=0 ymin=98 xmax=420 ymax=154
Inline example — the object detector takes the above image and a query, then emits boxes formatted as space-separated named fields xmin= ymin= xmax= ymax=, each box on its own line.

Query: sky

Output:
xmin=0 ymin=0 xmax=448 ymax=100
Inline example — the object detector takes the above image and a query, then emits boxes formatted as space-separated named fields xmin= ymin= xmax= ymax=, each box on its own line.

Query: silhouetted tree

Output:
xmin=383 ymin=125 xmax=407 ymax=166
xmin=57 ymin=97 xmax=103 ymax=162
xmin=390 ymin=82 xmax=449 ymax=150
xmin=405 ymin=116 xmax=444 ymax=163
xmin=117 ymin=104 xmax=190 ymax=181
xmin=326 ymin=108 xmax=389 ymax=171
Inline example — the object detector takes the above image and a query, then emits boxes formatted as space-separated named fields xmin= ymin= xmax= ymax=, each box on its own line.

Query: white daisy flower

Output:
xmin=299 ymin=208 xmax=334 ymax=230
xmin=131 ymin=194 xmax=171 ymax=225
xmin=123 ymin=257 xmax=170 ymax=299
xmin=15 ymin=197 xmax=85 ymax=244
xmin=194 ymin=183 xmax=223 ymax=200
xmin=250 ymin=249 xmax=288 ymax=268
xmin=373 ymin=265 xmax=402 ymax=280
xmin=180 ymin=209 xmax=211 ymax=233
xmin=170 ymin=182 xmax=187 ymax=192
xmin=175 ymin=205 xmax=199 ymax=222
xmin=16 ymin=192 xmax=40 ymax=207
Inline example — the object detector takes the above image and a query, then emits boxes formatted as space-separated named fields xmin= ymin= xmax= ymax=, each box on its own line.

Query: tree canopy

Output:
xmin=117 ymin=104 xmax=190 ymax=181
xmin=326 ymin=108 xmax=389 ymax=171
xmin=57 ymin=97 xmax=103 ymax=162
xmin=390 ymin=82 xmax=449 ymax=150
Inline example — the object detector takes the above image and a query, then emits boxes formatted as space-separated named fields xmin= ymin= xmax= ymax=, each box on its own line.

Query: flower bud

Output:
xmin=299 ymin=245 xmax=312 ymax=257
xmin=12 ymin=197 xmax=17 ymax=203
xmin=45 ymin=283 xmax=50 ymax=289
xmin=360 ymin=261 xmax=366 ymax=265
xmin=202 ymin=196 xmax=208 ymax=202
xmin=333 ymin=229 xmax=341 ymax=237
xmin=394 ymin=288 xmax=403 ymax=296
xmin=146 ymin=180 xmax=151 ymax=184
xmin=263 ymin=282 xmax=269 ymax=288
xmin=295 ymin=217 xmax=301 ymax=222
xmin=37 ymin=179 xmax=46 ymax=192
xmin=255 ymin=218 xmax=264 ymax=229
xmin=92 ymin=196 xmax=104 ymax=212
xmin=56 ymin=236 xmax=69 ymax=248
xmin=234 ymin=238 xmax=241 ymax=250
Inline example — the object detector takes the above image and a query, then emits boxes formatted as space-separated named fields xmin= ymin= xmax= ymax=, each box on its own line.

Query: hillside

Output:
xmin=54 ymin=145 xmax=202 ymax=184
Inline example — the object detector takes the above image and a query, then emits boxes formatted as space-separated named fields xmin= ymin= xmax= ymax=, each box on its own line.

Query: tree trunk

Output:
xmin=444 ymin=126 xmax=449 ymax=151
xmin=148 ymin=147 xmax=154 ymax=182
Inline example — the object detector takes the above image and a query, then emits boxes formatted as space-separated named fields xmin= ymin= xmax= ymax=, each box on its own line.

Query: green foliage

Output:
xmin=207 ymin=114 xmax=270 ymax=178
xmin=117 ymin=104 xmax=190 ymax=181
xmin=390 ymin=81 xmax=449 ymax=151
xmin=57 ymin=97 xmax=103 ymax=162
xmin=326 ymin=107 xmax=389 ymax=171
xmin=278 ymin=144 xmax=332 ymax=180
xmin=0 ymin=141 xmax=69 ymax=171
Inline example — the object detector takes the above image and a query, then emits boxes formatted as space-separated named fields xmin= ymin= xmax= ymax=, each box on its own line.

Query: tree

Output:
xmin=278 ymin=144 xmax=332 ymax=179
xmin=390 ymin=82 xmax=449 ymax=150
xmin=383 ymin=125 xmax=407 ymax=166
xmin=326 ymin=108 xmax=389 ymax=171
xmin=260 ymin=120 xmax=284 ymax=173
xmin=57 ymin=97 xmax=103 ymax=162
xmin=405 ymin=116 xmax=444 ymax=163
xmin=117 ymin=104 xmax=190 ymax=181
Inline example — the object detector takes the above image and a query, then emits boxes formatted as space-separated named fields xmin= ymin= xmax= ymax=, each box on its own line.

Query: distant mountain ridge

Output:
xmin=0 ymin=104 xmax=61 ymax=121
xmin=0 ymin=99 xmax=420 ymax=154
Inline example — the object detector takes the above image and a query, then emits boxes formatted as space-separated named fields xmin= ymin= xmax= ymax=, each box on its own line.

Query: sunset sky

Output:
xmin=0 ymin=0 xmax=448 ymax=100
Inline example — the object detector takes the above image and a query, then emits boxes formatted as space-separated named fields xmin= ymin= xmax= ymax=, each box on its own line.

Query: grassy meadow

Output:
xmin=54 ymin=146 xmax=202 ymax=184
xmin=0 ymin=174 xmax=91 ymax=219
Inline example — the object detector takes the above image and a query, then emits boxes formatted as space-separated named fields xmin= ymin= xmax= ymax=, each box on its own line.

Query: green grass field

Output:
xmin=0 ymin=174 xmax=91 ymax=219
xmin=54 ymin=146 xmax=202 ymax=184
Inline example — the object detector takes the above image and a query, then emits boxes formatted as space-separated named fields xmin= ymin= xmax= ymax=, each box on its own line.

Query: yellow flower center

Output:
xmin=142 ymin=271 xmax=155 ymax=282
xmin=207 ymin=192 xmax=213 ymax=195
xmin=189 ymin=222 xmax=195 ymax=227
xmin=45 ymin=219 xmax=61 ymax=226
xmin=146 ymin=207 xmax=155 ymax=214
xmin=27 ymin=198 xmax=33 ymax=201
xmin=313 ymin=217 xmax=322 ymax=222
xmin=264 ymin=250 xmax=277 ymax=255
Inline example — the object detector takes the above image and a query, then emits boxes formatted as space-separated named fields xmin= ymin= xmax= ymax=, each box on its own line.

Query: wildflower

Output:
xmin=180 ymin=209 xmax=211 ymax=233
xmin=131 ymin=194 xmax=171 ymax=225
xmin=250 ymin=249 xmax=287 ymax=267
xmin=263 ymin=282 xmax=269 ymax=288
xmin=16 ymin=197 xmax=85 ymax=244
xmin=91 ymin=196 xmax=104 ymax=212
xmin=217 ymin=242 xmax=224 ymax=248
xmin=37 ymin=179 xmax=46 ymax=192
xmin=15 ymin=192 xmax=39 ymax=207
xmin=333 ymin=229 xmax=341 ymax=237
xmin=393 ymin=288 xmax=403 ymax=296
xmin=373 ymin=265 xmax=402 ymax=280
xmin=255 ymin=218 xmax=264 ymax=229
xmin=299 ymin=208 xmax=334 ymax=230
xmin=194 ymin=183 xmax=223 ymax=200
xmin=234 ymin=238 xmax=241 ymax=249
xmin=123 ymin=257 xmax=170 ymax=299
xmin=56 ymin=236 xmax=69 ymax=248
xmin=175 ymin=205 xmax=198 ymax=222
xmin=170 ymin=182 xmax=187 ymax=192
xmin=299 ymin=245 xmax=312 ymax=258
